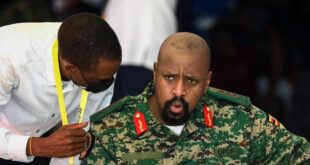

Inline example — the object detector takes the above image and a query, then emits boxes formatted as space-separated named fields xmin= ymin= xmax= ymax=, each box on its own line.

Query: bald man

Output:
xmin=83 ymin=32 xmax=310 ymax=164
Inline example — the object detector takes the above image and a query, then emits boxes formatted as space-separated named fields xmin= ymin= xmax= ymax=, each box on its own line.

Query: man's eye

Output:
xmin=164 ymin=75 xmax=175 ymax=81
xmin=187 ymin=78 xmax=198 ymax=85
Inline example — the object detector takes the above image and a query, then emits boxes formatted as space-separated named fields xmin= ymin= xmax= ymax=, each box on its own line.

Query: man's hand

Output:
xmin=27 ymin=122 xmax=88 ymax=158
xmin=79 ymin=132 xmax=95 ymax=160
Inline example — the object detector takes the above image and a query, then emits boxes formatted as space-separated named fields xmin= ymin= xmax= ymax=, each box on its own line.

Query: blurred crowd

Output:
xmin=0 ymin=0 xmax=309 ymax=140
xmin=177 ymin=0 xmax=310 ymax=141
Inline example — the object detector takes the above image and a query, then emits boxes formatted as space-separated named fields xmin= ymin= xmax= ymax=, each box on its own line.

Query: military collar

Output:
xmin=130 ymin=81 xmax=212 ymax=138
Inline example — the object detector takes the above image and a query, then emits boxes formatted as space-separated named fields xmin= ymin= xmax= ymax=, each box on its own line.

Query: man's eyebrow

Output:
xmin=185 ymin=74 xmax=200 ymax=79
xmin=160 ymin=70 xmax=176 ymax=75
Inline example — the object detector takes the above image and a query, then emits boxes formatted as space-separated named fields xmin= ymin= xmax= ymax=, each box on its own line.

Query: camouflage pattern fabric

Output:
xmin=83 ymin=82 xmax=310 ymax=165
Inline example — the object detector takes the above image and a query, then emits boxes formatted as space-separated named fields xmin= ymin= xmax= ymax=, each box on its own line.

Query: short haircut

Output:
xmin=58 ymin=12 xmax=121 ymax=71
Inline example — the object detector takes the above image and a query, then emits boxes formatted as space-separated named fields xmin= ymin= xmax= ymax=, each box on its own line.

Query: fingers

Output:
xmin=67 ymin=121 xmax=88 ymax=130
xmin=60 ymin=136 xmax=90 ymax=158
xmin=79 ymin=150 xmax=88 ymax=160
xmin=68 ymin=128 xmax=87 ymax=137
xmin=44 ymin=122 xmax=90 ymax=158
xmin=62 ymin=122 xmax=88 ymax=137
xmin=58 ymin=147 xmax=85 ymax=158
xmin=79 ymin=132 xmax=94 ymax=160
xmin=70 ymin=135 xmax=88 ymax=144
xmin=71 ymin=141 xmax=86 ymax=151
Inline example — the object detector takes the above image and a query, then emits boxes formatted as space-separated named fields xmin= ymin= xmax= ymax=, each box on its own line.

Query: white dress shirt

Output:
xmin=0 ymin=23 xmax=114 ymax=163
xmin=104 ymin=0 xmax=177 ymax=70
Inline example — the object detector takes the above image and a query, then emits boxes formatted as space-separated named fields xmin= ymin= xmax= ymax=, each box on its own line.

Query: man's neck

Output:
xmin=148 ymin=95 xmax=164 ymax=124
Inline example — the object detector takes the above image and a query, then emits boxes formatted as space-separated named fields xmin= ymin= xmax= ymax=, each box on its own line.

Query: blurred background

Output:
xmin=0 ymin=0 xmax=309 ymax=141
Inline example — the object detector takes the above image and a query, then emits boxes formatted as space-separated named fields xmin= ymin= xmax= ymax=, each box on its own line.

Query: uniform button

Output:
xmin=51 ymin=113 xmax=55 ymax=118
xmin=36 ymin=129 xmax=40 ymax=133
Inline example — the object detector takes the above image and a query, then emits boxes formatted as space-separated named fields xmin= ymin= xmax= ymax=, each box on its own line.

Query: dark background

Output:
xmin=1 ymin=0 xmax=309 ymax=141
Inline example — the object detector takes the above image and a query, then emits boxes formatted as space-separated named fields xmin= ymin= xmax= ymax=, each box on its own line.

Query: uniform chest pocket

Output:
xmin=122 ymin=151 xmax=163 ymax=161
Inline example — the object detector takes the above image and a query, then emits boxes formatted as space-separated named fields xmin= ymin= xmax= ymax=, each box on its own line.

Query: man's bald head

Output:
xmin=151 ymin=32 xmax=213 ymax=126
xmin=158 ymin=32 xmax=211 ymax=70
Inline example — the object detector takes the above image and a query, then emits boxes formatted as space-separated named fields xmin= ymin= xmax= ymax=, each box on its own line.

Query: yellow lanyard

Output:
xmin=52 ymin=40 xmax=88 ymax=165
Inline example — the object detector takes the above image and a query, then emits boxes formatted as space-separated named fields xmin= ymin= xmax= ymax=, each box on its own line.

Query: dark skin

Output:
xmin=80 ymin=32 xmax=211 ymax=157
xmin=26 ymin=54 xmax=121 ymax=158
xmin=148 ymin=32 xmax=212 ymax=126
xmin=27 ymin=122 xmax=88 ymax=158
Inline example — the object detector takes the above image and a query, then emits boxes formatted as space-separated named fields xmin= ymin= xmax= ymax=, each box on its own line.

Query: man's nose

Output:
xmin=172 ymin=80 xmax=186 ymax=97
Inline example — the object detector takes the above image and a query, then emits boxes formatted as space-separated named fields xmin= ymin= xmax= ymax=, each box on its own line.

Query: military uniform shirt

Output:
xmin=84 ymin=82 xmax=310 ymax=164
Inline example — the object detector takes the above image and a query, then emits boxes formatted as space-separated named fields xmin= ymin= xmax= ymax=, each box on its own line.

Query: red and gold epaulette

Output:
xmin=268 ymin=114 xmax=280 ymax=127
xmin=203 ymin=105 xmax=213 ymax=128
xmin=133 ymin=111 xmax=148 ymax=136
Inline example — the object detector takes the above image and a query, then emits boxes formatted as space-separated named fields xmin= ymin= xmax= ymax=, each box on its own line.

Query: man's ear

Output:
xmin=153 ymin=62 xmax=158 ymax=80
xmin=63 ymin=63 xmax=77 ymax=74
xmin=59 ymin=54 xmax=78 ymax=75
xmin=205 ymin=71 xmax=212 ymax=89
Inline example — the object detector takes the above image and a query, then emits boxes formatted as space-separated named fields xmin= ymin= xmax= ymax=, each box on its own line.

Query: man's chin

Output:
xmin=161 ymin=97 xmax=190 ymax=126
xmin=163 ymin=112 xmax=187 ymax=126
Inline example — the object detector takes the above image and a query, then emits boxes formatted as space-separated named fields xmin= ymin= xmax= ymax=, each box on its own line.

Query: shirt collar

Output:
xmin=131 ymin=81 xmax=209 ymax=138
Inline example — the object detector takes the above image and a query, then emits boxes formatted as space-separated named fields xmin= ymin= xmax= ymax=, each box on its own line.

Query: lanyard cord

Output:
xmin=52 ymin=40 xmax=88 ymax=165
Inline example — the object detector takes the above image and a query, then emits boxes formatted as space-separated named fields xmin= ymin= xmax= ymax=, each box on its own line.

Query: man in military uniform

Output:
xmin=83 ymin=32 xmax=310 ymax=164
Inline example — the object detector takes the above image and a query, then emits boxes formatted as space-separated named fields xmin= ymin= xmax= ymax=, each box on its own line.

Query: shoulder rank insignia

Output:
xmin=268 ymin=114 xmax=280 ymax=127
xmin=133 ymin=111 xmax=148 ymax=136
xmin=203 ymin=105 xmax=213 ymax=128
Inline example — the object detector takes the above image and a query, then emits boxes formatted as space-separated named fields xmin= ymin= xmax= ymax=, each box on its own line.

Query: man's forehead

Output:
xmin=157 ymin=56 xmax=208 ymax=76
xmin=160 ymin=42 xmax=205 ymax=59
